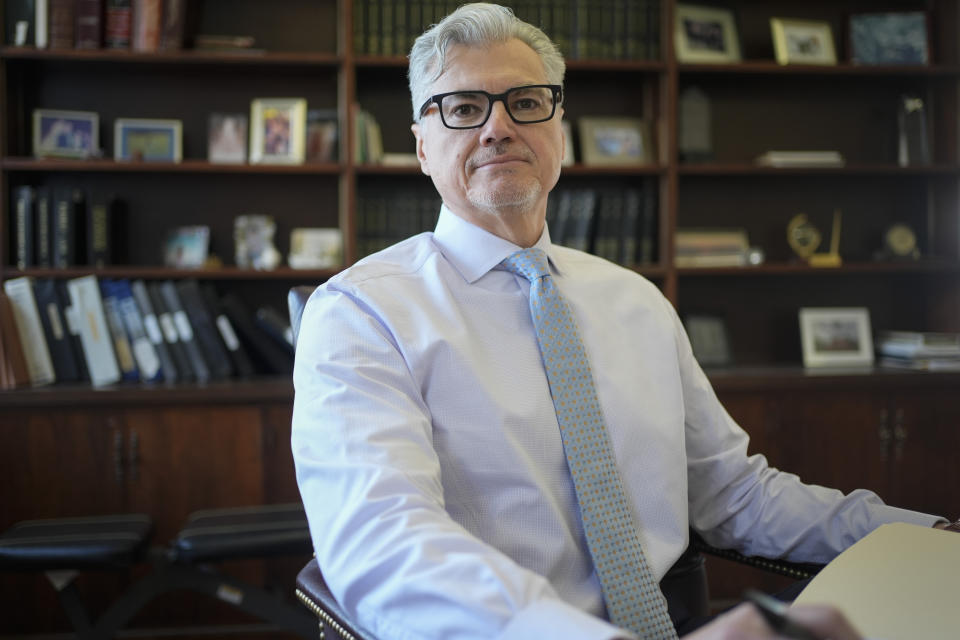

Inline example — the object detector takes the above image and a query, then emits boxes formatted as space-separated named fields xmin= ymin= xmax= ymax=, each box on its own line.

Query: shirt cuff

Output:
xmin=497 ymin=598 xmax=637 ymax=640
xmin=871 ymin=504 xmax=947 ymax=529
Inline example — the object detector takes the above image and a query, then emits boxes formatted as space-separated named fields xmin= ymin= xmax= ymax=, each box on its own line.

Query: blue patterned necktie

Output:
xmin=502 ymin=248 xmax=677 ymax=640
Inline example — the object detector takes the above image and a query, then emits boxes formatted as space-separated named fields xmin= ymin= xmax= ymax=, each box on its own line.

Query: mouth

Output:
xmin=474 ymin=155 xmax=529 ymax=170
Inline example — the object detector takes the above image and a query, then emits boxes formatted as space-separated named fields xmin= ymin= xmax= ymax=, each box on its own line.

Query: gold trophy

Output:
xmin=787 ymin=209 xmax=842 ymax=267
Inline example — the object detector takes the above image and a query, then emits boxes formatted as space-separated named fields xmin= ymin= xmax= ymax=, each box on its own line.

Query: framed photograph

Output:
xmin=578 ymin=116 xmax=652 ymax=166
xmin=32 ymin=109 xmax=99 ymax=159
xmin=849 ymin=12 xmax=929 ymax=65
xmin=115 ymin=118 xmax=183 ymax=162
xmin=684 ymin=314 xmax=732 ymax=367
xmin=208 ymin=113 xmax=248 ymax=164
xmin=249 ymin=97 xmax=307 ymax=164
xmin=799 ymin=307 xmax=874 ymax=368
xmin=771 ymin=18 xmax=837 ymax=66
xmin=306 ymin=108 xmax=339 ymax=163
xmin=164 ymin=225 xmax=209 ymax=268
xmin=675 ymin=4 xmax=742 ymax=64
xmin=288 ymin=227 xmax=343 ymax=269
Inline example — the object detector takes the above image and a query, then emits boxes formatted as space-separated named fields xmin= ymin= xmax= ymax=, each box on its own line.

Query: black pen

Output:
xmin=744 ymin=589 xmax=825 ymax=640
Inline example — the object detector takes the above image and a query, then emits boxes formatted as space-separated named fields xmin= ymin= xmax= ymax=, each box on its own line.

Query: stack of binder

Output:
xmin=876 ymin=331 xmax=960 ymax=371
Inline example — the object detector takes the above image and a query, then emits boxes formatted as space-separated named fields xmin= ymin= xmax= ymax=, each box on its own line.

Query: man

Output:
xmin=292 ymin=4 xmax=955 ymax=639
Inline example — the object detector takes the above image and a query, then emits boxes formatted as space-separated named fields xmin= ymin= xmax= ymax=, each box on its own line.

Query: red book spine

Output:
xmin=105 ymin=0 xmax=132 ymax=49
xmin=132 ymin=0 xmax=162 ymax=52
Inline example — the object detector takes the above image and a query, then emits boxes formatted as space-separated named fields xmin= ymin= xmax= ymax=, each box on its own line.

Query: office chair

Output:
xmin=286 ymin=286 xmax=821 ymax=639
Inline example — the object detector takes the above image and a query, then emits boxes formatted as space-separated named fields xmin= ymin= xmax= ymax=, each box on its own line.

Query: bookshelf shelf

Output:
xmin=677 ymin=164 xmax=960 ymax=176
xmin=9 ymin=266 xmax=340 ymax=280
xmin=676 ymin=261 xmax=960 ymax=277
xmin=678 ymin=61 xmax=960 ymax=76
xmin=1 ymin=158 xmax=344 ymax=174
xmin=0 ymin=46 xmax=341 ymax=66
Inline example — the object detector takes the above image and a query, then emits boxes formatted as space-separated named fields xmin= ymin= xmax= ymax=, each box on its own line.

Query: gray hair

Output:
xmin=408 ymin=3 xmax=566 ymax=122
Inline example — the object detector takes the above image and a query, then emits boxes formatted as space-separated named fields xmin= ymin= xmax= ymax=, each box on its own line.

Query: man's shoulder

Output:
xmin=553 ymin=245 xmax=661 ymax=292
xmin=328 ymin=232 xmax=439 ymax=289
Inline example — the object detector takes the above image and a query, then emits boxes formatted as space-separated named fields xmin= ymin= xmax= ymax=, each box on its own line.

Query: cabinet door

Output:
xmin=883 ymin=390 xmax=960 ymax=516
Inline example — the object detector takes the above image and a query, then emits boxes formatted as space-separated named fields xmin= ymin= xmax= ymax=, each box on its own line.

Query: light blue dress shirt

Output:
xmin=292 ymin=205 xmax=939 ymax=640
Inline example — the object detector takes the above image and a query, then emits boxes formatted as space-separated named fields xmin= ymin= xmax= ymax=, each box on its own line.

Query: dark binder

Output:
xmin=175 ymin=279 xmax=233 ymax=379
xmin=158 ymin=280 xmax=210 ymax=382
xmin=13 ymin=186 xmax=35 ymax=270
xmin=254 ymin=305 xmax=296 ymax=357
xmin=87 ymin=194 xmax=125 ymax=267
xmin=55 ymin=280 xmax=91 ymax=382
xmin=131 ymin=279 xmax=178 ymax=383
xmin=4 ymin=0 xmax=36 ymax=47
xmin=34 ymin=187 xmax=53 ymax=267
xmin=220 ymin=293 xmax=294 ymax=375
xmin=146 ymin=281 xmax=194 ymax=382
xmin=200 ymin=283 xmax=256 ymax=378
xmin=52 ymin=187 xmax=86 ymax=268
xmin=112 ymin=279 xmax=163 ymax=383
xmin=32 ymin=278 xmax=83 ymax=383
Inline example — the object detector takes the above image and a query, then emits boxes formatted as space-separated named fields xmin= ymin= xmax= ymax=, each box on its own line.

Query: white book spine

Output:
xmin=67 ymin=275 xmax=121 ymax=387
xmin=35 ymin=0 xmax=49 ymax=48
xmin=3 ymin=277 xmax=56 ymax=386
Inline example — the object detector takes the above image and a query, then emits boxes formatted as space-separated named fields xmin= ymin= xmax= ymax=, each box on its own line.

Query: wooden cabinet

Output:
xmin=710 ymin=370 xmax=960 ymax=605
xmin=0 ymin=380 xmax=303 ymax=635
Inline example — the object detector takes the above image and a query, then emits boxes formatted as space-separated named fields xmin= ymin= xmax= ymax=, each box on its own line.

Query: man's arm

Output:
xmin=292 ymin=285 xmax=629 ymax=640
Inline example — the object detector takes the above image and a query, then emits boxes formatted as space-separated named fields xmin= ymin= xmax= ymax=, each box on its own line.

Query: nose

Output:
xmin=478 ymin=100 xmax=516 ymax=145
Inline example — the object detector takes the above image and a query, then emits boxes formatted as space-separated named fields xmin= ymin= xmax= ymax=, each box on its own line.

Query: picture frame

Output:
xmin=849 ymin=11 xmax=930 ymax=65
xmin=115 ymin=118 xmax=183 ymax=162
xmin=208 ymin=113 xmax=248 ymax=164
xmin=771 ymin=18 xmax=838 ymax=66
xmin=164 ymin=225 xmax=210 ymax=268
xmin=249 ymin=97 xmax=307 ymax=164
xmin=684 ymin=314 xmax=733 ymax=367
xmin=674 ymin=4 xmax=742 ymax=64
xmin=578 ymin=116 xmax=652 ymax=166
xmin=799 ymin=307 xmax=874 ymax=368
xmin=32 ymin=109 xmax=99 ymax=159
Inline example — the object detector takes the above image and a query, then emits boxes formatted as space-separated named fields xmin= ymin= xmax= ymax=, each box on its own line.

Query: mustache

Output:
xmin=468 ymin=143 xmax=534 ymax=169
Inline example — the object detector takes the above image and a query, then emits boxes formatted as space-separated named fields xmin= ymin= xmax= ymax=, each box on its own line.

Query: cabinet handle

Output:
xmin=129 ymin=430 xmax=140 ymax=481
xmin=877 ymin=408 xmax=892 ymax=461
xmin=113 ymin=428 xmax=124 ymax=483
xmin=892 ymin=408 xmax=908 ymax=461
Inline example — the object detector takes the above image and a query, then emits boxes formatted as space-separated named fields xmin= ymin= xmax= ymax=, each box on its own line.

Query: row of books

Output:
xmin=0 ymin=276 xmax=295 ymax=390
xmin=357 ymin=187 xmax=442 ymax=258
xmin=12 ymin=185 xmax=124 ymax=270
xmin=354 ymin=0 xmax=661 ymax=60
xmin=547 ymin=184 xmax=658 ymax=266
xmin=876 ymin=330 xmax=960 ymax=371
xmin=7 ymin=0 xmax=186 ymax=51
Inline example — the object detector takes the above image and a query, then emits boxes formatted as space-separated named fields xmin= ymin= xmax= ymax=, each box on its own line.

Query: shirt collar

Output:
xmin=432 ymin=204 xmax=567 ymax=283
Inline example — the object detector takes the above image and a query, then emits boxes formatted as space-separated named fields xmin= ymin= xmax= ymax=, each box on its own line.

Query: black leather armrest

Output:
xmin=296 ymin=558 xmax=368 ymax=640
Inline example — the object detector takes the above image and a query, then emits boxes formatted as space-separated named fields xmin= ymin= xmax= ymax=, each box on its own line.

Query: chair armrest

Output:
xmin=295 ymin=558 xmax=368 ymax=640
xmin=689 ymin=530 xmax=823 ymax=580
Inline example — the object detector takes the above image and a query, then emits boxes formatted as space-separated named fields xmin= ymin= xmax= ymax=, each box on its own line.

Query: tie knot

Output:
xmin=502 ymin=248 xmax=550 ymax=282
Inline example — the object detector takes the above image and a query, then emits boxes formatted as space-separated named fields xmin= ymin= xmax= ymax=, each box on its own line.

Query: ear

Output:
xmin=411 ymin=122 xmax=431 ymax=176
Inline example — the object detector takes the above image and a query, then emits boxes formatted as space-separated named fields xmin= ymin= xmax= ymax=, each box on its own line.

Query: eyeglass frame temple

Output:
xmin=417 ymin=84 xmax=563 ymax=129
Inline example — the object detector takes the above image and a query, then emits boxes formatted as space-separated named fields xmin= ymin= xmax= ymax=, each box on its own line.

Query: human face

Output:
xmin=411 ymin=39 xmax=565 ymax=247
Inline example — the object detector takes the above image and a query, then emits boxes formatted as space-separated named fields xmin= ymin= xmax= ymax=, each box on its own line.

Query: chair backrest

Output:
xmin=287 ymin=286 xmax=316 ymax=347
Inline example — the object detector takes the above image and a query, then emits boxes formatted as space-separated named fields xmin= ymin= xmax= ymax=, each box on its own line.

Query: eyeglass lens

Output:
xmin=440 ymin=86 xmax=556 ymax=128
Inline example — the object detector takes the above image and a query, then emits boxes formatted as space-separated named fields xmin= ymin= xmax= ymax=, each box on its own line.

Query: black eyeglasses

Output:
xmin=419 ymin=84 xmax=563 ymax=129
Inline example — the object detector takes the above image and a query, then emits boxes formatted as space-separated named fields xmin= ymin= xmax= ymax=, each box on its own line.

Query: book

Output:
xmin=754 ymin=150 xmax=845 ymax=168
xmin=32 ymin=278 xmax=83 ymax=383
xmin=104 ymin=0 xmax=131 ymax=48
xmin=75 ymin=0 xmax=103 ymax=49
xmin=875 ymin=330 xmax=960 ymax=359
xmin=87 ymin=194 xmax=124 ymax=267
xmin=52 ymin=187 xmax=86 ymax=268
xmin=35 ymin=0 xmax=48 ymax=48
xmin=794 ymin=523 xmax=958 ymax=639
xmin=146 ymin=280 xmax=194 ymax=382
xmin=13 ymin=186 xmax=35 ymax=270
xmin=48 ymin=0 xmax=75 ymax=48
xmin=254 ymin=305 xmax=295 ymax=356
xmin=897 ymin=95 xmax=931 ymax=167
xmin=199 ymin=283 xmax=256 ymax=378
xmin=4 ymin=0 xmax=36 ymax=47
xmin=175 ymin=279 xmax=234 ymax=379
xmin=130 ymin=279 xmax=178 ymax=383
xmin=220 ymin=293 xmax=294 ymax=374
xmin=34 ymin=187 xmax=53 ymax=268
xmin=131 ymin=0 xmax=161 ymax=51
xmin=111 ymin=279 xmax=163 ymax=382
xmin=878 ymin=355 xmax=960 ymax=371
xmin=99 ymin=279 xmax=140 ymax=382
xmin=0 ymin=290 xmax=32 ymax=389
xmin=159 ymin=0 xmax=186 ymax=50
xmin=66 ymin=275 xmax=121 ymax=386
xmin=158 ymin=280 xmax=211 ymax=382
xmin=3 ymin=277 xmax=56 ymax=387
